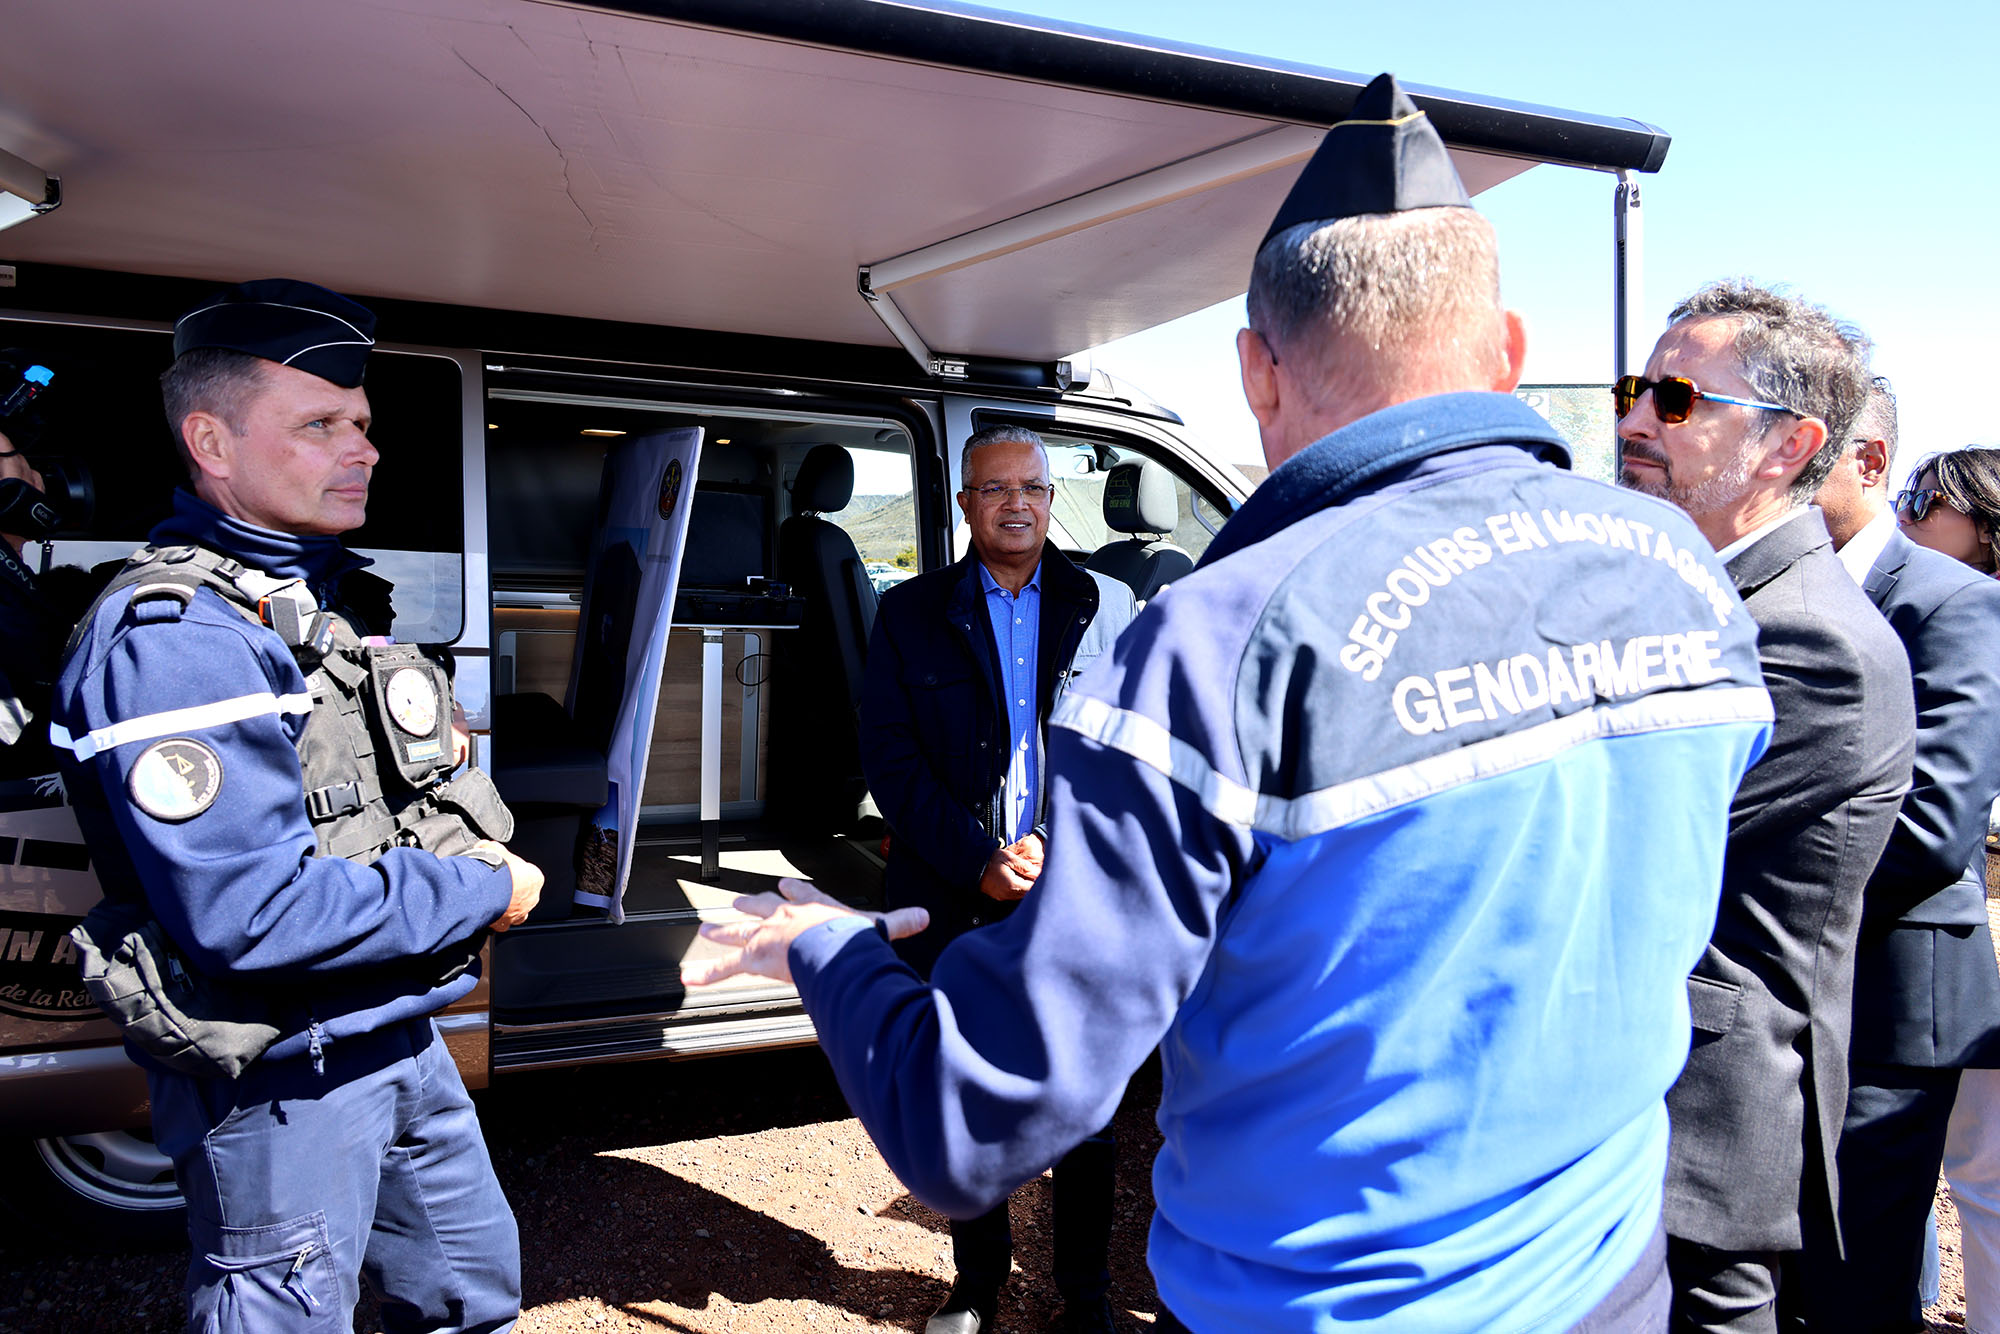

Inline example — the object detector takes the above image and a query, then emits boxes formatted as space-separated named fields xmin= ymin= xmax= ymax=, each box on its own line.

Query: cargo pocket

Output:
xmin=199 ymin=1212 xmax=341 ymax=1333
xmin=1687 ymin=975 xmax=1742 ymax=1037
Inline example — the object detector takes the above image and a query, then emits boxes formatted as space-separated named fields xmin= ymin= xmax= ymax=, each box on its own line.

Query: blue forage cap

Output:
xmin=172 ymin=278 xmax=377 ymax=388
xmin=1261 ymin=73 xmax=1472 ymax=250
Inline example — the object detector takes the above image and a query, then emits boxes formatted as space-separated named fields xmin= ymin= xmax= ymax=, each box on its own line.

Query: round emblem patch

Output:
xmin=385 ymin=667 xmax=440 ymax=737
xmin=658 ymin=457 xmax=684 ymax=519
xmin=128 ymin=738 xmax=223 ymax=821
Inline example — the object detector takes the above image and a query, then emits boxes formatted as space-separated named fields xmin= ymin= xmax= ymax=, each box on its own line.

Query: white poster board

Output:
xmin=567 ymin=426 xmax=703 ymax=921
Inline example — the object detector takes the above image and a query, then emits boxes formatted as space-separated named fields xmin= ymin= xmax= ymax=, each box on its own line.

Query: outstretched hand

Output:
xmin=682 ymin=878 xmax=929 ymax=987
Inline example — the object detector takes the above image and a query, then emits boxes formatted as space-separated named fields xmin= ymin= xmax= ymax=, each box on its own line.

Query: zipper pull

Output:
xmin=285 ymin=1244 xmax=320 ymax=1310
xmin=306 ymin=1019 xmax=325 ymax=1076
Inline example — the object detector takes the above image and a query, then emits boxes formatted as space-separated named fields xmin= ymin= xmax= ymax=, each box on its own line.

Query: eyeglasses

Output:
xmin=1895 ymin=486 xmax=1957 ymax=524
xmin=1613 ymin=375 xmax=1801 ymax=424
xmin=966 ymin=482 xmax=1053 ymax=503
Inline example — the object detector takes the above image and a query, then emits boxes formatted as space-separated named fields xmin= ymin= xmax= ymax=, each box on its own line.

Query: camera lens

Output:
xmin=26 ymin=458 xmax=93 ymax=531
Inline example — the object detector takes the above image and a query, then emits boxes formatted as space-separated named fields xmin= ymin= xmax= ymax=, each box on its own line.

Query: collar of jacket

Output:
xmin=1724 ymin=507 xmax=1832 ymax=597
xmin=1199 ymin=391 xmax=1570 ymax=569
xmin=1862 ymin=525 xmax=1916 ymax=606
xmin=151 ymin=488 xmax=373 ymax=593
xmin=944 ymin=541 xmax=1097 ymax=622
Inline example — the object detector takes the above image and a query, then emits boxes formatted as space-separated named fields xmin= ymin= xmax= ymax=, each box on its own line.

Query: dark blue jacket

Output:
xmin=858 ymin=543 xmax=1132 ymax=975
xmin=795 ymin=393 xmax=1773 ymax=1331
xmin=52 ymin=491 xmax=512 ymax=1066
xmin=1852 ymin=527 xmax=2000 ymax=1067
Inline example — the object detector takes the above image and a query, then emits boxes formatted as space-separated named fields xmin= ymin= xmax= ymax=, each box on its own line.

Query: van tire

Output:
xmin=0 ymin=1131 xmax=187 ymax=1251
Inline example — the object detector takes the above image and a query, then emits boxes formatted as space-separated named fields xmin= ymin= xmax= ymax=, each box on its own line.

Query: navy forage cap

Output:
xmin=172 ymin=279 xmax=377 ymax=388
xmin=1262 ymin=72 xmax=1472 ymax=249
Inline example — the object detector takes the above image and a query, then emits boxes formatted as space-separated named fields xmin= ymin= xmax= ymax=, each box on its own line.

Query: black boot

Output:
xmin=925 ymin=1279 xmax=1001 ymax=1333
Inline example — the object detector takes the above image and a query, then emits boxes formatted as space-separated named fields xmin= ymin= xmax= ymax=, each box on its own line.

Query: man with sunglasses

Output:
xmin=1617 ymin=283 xmax=1915 ymax=1333
xmin=856 ymin=423 xmax=1136 ymax=1333
xmin=1793 ymin=381 xmax=2000 ymax=1332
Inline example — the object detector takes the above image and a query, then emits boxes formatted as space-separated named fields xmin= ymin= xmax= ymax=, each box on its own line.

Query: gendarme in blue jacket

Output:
xmin=791 ymin=393 xmax=1775 ymax=1331
xmin=52 ymin=491 xmax=513 ymax=1065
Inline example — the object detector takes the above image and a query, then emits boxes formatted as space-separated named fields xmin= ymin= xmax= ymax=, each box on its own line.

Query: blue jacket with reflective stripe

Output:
xmin=53 ymin=491 xmax=513 ymax=1064
xmin=791 ymin=392 xmax=1773 ymax=1331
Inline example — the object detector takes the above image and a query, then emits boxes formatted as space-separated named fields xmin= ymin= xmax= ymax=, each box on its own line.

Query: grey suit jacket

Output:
xmin=1664 ymin=509 xmax=1914 ymax=1251
xmin=1850 ymin=527 xmax=2000 ymax=1069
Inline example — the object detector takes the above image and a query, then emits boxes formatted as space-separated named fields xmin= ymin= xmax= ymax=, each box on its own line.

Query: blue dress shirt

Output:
xmin=978 ymin=559 xmax=1040 ymax=844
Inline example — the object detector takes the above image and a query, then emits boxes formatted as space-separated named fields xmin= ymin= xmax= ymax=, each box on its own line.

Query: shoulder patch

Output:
xmin=128 ymin=738 xmax=224 ymax=821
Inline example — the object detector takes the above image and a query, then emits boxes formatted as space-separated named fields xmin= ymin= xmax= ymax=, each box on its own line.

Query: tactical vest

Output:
xmin=80 ymin=542 xmax=513 ymax=862
xmin=65 ymin=542 xmax=514 ymax=1078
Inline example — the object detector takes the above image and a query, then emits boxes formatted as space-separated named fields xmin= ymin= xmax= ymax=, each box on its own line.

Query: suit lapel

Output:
xmin=1863 ymin=528 xmax=1914 ymax=611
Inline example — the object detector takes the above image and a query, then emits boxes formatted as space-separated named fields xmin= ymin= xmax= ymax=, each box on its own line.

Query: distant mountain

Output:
xmin=827 ymin=492 xmax=921 ymax=562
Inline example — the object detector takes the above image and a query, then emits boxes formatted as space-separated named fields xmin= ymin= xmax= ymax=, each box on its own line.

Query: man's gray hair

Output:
xmin=1667 ymin=281 xmax=1873 ymax=503
xmin=960 ymin=424 xmax=1048 ymax=485
xmin=1246 ymin=208 xmax=1506 ymax=398
xmin=1850 ymin=374 xmax=1899 ymax=476
xmin=159 ymin=348 xmax=268 ymax=472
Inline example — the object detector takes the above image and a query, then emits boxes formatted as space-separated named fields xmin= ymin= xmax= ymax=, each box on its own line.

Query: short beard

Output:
xmin=1619 ymin=438 xmax=1760 ymax=523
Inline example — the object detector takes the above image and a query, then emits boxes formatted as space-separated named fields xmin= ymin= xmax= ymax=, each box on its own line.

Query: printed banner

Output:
xmin=568 ymin=427 xmax=703 ymax=921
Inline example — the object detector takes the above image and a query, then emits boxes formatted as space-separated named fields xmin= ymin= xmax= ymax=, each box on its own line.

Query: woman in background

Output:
xmin=1901 ymin=444 xmax=2000 ymax=1334
xmin=1900 ymin=446 xmax=2000 ymax=574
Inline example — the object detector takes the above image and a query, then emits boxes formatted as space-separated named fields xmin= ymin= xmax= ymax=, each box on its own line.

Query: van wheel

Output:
xmin=0 ymin=1131 xmax=186 ymax=1250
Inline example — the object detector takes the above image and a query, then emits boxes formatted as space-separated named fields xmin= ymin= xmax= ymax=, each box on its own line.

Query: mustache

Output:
xmin=1620 ymin=442 xmax=1669 ymax=471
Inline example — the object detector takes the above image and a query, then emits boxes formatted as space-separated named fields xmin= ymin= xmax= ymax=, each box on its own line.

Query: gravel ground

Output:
xmin=5 ymin=890 xmax=1998 ymax=1333
xmin=0 ymin=1048 xmax=1167 ymax=1333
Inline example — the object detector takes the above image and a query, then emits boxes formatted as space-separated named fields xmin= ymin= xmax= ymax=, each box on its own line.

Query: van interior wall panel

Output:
xmin=1 ymin=0 xmax=1604 ymax=366
xmin=496 ymin=611 xmax=769 ymax=809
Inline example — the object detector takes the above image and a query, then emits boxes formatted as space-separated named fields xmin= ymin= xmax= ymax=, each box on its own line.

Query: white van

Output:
xmin=0 ymin=0 xmax=1669 ymax=1244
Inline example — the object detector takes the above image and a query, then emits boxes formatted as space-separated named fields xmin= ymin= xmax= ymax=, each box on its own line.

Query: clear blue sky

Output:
xmin=1002 ymin=0 xmax=2000 ymax=481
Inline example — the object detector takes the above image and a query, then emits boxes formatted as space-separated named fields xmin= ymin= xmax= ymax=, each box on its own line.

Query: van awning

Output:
xmin=0 ymin=0 xmax=1669 ymax=366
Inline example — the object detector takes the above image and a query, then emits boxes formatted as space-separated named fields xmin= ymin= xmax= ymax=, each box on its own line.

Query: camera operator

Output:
xmin=0 ymin=351 xmax=67 ymax=784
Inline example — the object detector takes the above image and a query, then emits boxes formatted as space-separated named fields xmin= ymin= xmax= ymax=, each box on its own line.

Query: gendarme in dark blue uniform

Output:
xmin=54 ymin=282 xmax=523 ymax=1332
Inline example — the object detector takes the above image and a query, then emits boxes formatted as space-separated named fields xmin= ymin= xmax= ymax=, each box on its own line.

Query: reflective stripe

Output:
xmin=1052 ymin=685 xmax=1774 ymax=842
xmin=50 ymin=691 xmax=313 ymax=760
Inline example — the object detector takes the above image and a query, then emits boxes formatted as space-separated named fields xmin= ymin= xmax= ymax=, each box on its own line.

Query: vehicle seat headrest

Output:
xmin=1102 ymin=461 xmax=1178 ymax=535
xmin=793 ymin=444 xmax=854 ymax=514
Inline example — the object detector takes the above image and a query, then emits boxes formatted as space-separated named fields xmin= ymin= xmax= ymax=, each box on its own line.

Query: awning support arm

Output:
xmin=1612 ymin=168 xmax=1643 ymax=378
xmin=857 ymin=125 xmax=1325 ymax=376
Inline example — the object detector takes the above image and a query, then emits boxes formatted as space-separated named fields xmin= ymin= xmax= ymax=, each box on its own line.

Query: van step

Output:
xmin=491 ymin=1008 xmax=818 ymax=1071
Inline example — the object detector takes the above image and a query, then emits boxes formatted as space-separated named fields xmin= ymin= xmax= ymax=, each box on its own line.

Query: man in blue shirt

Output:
xmin=692 ymin=75 xmax=1772 ymax=1331
xmin=857 ymin=423 xmax=1135 ymax=1333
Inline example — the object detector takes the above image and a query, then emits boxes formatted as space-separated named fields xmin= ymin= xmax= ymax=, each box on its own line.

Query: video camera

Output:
xmin=0 ymin=349 xmax=93 ymax=538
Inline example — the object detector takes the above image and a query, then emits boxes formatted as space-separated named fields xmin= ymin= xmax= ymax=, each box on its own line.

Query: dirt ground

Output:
xmin=5 ymin=886 xmax=1999 ymax=1332
xmin=0 ymin=1043 xmax=1976 ymax=1333
xmin=0 ymin=1049 xmax=1168 ymax=1334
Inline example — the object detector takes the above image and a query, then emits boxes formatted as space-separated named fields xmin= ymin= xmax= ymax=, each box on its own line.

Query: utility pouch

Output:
xmin=361 ymin=644 xmax=455 ymax=791
xmin=68 ymin=899 xmax=279 ymax=1080
xmin=427 ymin=767 xmax=515 ymax=845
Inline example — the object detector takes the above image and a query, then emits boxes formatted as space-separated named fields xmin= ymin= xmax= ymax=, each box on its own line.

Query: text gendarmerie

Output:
xmin=1339 ymin=508 xmax=1738 ymax=684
